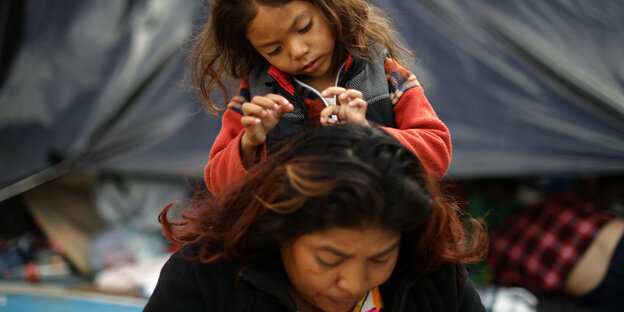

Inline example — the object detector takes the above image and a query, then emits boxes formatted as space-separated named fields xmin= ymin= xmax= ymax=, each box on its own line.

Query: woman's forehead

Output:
xmin=289 ymin=227 xmax=401 ymax=256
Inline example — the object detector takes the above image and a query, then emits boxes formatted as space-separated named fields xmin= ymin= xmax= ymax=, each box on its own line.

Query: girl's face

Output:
xmin=280 ymin=227 xmax=400 ymax=312
xmin=245 ymin=1 xmax=337 ymax=82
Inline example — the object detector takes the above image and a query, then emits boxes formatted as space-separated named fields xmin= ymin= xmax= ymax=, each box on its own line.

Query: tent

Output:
xmin=0 ymin=0 xmax=223 ymax=202
xmin=376 ymin=0 xmax=624 ymax=178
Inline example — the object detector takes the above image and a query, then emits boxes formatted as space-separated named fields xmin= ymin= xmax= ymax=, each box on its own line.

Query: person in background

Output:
xmin=189 ymin=0 xmax=452 ymax=195
xmin=488 ymin=176 xmax=624 ymax=311
xmin=144 ymin=124 xmax=487 ymax=312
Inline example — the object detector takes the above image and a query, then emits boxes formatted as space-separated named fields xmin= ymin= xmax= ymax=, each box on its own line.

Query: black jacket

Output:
xmin=144 ymin=246 xmax=485 ymax=311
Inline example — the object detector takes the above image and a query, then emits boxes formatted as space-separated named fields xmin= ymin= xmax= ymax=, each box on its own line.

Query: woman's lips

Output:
xmin=328 ymin=297 xmax=357 ymax=311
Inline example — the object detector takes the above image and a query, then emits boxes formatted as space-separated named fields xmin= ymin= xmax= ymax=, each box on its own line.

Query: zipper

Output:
xmin=292 ymin=61 xmax=346 ymax=121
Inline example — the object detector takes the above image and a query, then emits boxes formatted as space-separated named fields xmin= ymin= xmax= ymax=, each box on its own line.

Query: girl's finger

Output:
xmin=254 ymin=94 xmax=290 ymax=112
xmin=320 ymin=104 xmax=340 ymax=118
xmin=319 ymin=105 xmax=340 ymax=125
xmin=321 ymin=87 xmax=363 ymax=99
xmin=241 ymin=115 xmax=261 ymax=127
xmin=272 ymin=101 xmax=294 ymax=118
xmin=320 ymin=86 xmax=347 ymax=97
xmin=250 ymin=94 xmax=289 ymax=110
xmin=348 ymin=98 xmax=367 ymax=108
xmin=263 ymin=93 xmax=290 ymax=106
xmin=341 ymin=89 xmax=363 ymax=99
xmin=242 ymin=102 xmax=267 ymax=117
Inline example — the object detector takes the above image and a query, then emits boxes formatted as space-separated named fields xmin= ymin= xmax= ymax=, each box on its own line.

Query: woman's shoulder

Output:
xmin=157 ymin=245 xmax=292 ymax=311
xmin=381 ymin=263 xmax=484 ymax=311
xmin=152 ymin=243 xmax=241 ymax=296
xmin=146 ymin=244 xmax=250 ymax=311
xmin=168 ymin=243 xmax=239 ymax=278
xmin=384 ymin=262 xmax=465 ymax=287
xmin=145 ymin=244 xmax=233 ymax=311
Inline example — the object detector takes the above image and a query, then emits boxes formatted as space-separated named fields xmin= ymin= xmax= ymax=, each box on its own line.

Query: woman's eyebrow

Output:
xmin=317 ymin=239 xmax=400 ymax=259
xmin=318 ymin=246 xmax=352 ymax=258
xmin=373 ymin=240 xmax=400 ymax=258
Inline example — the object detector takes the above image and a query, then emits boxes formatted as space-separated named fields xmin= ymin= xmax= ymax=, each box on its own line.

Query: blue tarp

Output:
xmin=0 ymin=289 xmax=145 ymax=312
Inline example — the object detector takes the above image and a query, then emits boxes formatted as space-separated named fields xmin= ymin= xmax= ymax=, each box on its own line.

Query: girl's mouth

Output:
xmin=302 ymin=57 xmax=322 ymax=73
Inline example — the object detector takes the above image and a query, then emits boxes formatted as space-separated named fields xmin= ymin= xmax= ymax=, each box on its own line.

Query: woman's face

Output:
xmin=280 ymin=227 xmax=400 ymax=312
xmin=245 ymin=1 xmax=337 ymax=82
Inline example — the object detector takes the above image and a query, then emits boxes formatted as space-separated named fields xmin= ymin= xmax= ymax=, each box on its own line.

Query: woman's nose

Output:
xmin=336 ymin=263 xmax=368 ymax=296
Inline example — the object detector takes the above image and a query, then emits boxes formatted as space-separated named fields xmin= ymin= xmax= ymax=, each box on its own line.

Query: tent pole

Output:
xmin=0 ymin=162 xmax=72 ymax=202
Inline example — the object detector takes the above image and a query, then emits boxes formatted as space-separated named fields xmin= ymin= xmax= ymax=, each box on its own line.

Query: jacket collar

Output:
xmin=268 ymin=66 xmax=295 ymax=96
xmin=238 ymin=259 xmax=298 ymax=311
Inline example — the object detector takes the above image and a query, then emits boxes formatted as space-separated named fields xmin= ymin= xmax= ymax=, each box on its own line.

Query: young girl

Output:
xmin=192 ymin=0 xmax=452 ymax=195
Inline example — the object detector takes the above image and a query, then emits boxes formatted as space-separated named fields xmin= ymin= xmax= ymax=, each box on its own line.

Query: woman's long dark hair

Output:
xmin=160 ymin=124 xmax=487 ymax=274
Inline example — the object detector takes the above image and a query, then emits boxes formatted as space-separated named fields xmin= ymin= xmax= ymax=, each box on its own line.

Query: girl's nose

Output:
xmin=289 ymin=38 xmax=308 ymax=60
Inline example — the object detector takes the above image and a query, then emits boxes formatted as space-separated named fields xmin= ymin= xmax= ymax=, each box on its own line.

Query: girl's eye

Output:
xmin=267 ymin=47 xmax=281 ymax=56
xmin=298 ymin=19 xmax=313 ymax=33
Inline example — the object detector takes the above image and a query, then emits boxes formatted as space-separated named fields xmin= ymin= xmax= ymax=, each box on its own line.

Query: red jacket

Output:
xmin=205 ymin=57 xmax=451 ymax=195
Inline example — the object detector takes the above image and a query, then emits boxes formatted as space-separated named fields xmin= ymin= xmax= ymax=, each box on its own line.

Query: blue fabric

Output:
xmin=0 ymin=293 xmax=145 ymax=312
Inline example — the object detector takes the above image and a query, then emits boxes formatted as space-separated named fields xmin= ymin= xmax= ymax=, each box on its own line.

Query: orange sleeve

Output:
xmin=382 ymin=86 xmax=452 ymax=179
xmin=204 ymin=103 xmax=267 ymax=196
xmin=380 ymin=86 xmax=451 ymax=179
xmin=380 ymin=59 xmax=452 ymax=179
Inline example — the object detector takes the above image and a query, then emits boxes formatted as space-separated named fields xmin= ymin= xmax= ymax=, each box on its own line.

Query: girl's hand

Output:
xmin=319 ymin=87 xmax=369 ymax=126
xmin=240 ymin=94 xmax=293 ymax=158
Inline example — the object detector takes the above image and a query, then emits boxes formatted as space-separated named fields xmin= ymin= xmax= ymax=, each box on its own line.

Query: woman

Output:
xmin=144 ymin=124 xmax=487 ymax=312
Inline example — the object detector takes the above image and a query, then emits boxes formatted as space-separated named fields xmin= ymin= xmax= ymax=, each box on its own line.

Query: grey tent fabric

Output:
xmin=374 ymin=0 xmax=624 ymax=178
xmin=0 ymin=0 xmax=220 ymax=200
xmin=1 ymin=0 xmax=623 ymax=201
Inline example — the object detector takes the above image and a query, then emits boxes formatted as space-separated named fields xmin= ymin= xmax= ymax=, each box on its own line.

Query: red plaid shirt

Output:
xmin=487 ymin=190 xmax=614 ymax=293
